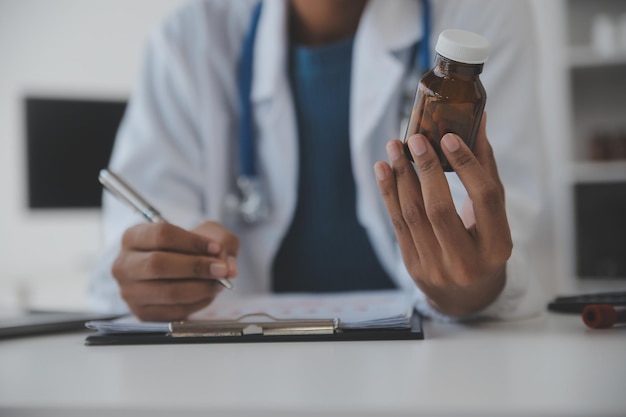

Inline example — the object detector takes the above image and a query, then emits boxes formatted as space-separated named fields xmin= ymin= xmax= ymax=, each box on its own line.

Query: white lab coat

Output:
xmin=89 ymin=0 xmax=546 ymax=319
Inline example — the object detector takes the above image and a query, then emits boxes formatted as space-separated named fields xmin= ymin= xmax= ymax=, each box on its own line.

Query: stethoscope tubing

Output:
xmin=234 ymin=0 xmax=431 ymax=224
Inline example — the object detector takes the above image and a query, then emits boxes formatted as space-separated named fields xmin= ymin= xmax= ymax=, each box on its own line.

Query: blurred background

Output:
xmin=0 ymin=0 xmax=624 ymax=312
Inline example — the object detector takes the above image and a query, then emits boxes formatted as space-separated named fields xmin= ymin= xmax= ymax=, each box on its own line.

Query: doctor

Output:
xmin=89 ymin=0 xmax=545 ymax=322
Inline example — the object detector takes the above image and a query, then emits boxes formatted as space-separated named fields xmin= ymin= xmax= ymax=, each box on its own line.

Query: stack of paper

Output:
xmin=86 ymin=290 xmax=414 ymax=333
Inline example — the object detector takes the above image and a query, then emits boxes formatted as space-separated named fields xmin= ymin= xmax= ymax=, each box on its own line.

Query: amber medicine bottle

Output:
xmin=403 ymin=29 xmax=489 ymax=172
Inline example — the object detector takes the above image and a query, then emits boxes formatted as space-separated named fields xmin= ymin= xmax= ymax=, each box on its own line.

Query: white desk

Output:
xmin=0 ymin=312 xmax=624 ymax=417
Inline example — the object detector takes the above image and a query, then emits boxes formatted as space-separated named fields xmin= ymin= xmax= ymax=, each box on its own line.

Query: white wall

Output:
xmin=0 ymin=0 xmax=186 ymax=310
xmin=0 ymin=0 xmax=570 ymax=311
xmin=529 ymin=0 xmax=572 ymax=296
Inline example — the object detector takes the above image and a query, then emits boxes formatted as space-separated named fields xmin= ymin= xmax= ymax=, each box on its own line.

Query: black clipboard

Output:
xmin=84 ymin=311 xmax=424 ymax=345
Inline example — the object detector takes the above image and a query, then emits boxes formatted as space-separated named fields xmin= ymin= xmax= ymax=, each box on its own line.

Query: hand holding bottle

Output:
xmin=375 ymin=116 xmax=511 ymax=317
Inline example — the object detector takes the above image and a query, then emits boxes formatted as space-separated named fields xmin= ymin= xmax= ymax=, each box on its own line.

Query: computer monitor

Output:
xmin=25 ymin=96 xmax=126 ymax=209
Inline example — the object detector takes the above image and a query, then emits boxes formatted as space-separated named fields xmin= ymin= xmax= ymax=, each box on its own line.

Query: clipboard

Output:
xmin=84 ymin=311 xmax=424 ymax=345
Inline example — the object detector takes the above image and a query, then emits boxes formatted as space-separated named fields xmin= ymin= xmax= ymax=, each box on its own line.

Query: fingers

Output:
xmin=440 ymin=131 xmax=512 ymax=262
xmin=376 ymin=139 xmax=442 ymax=273
xmin=404 ymin=135 xmax=470 ymax=253
xmin=472 ymin=114 xmax=505 ymax=197
xmin=114 ymin=221 xmax=240 ymax=322
xmin=374 ymin=160 xmax=421 ymax=271
xmin=112 ymin=250 xmax=231 ymax=282
xmin=120 ymin=222 xmax=238 ymax=279
xmin=112 ymin=249 xmax=227 ymax=321
xmin=122 ymin=223 xmax=220 ymax=255
xmin=121 ymin=279 xmax=221 ymax=308
xmin=192 ymin=221 xmax=239 ymax=279
xmin=375 ymin=123 xmax=513 ymax=317
xmin=128 ymin=295 xmax=217 ymax=322
xmin=193 ymin=221 xmax=240 ymax=257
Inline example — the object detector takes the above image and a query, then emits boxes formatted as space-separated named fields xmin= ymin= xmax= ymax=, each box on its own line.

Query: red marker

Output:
xmin=582 ymin=304 xmax=626 ymax=329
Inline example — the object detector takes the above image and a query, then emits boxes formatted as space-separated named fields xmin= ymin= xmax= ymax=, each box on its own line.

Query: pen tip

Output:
xmin=220 ymin=278 xmax=233 ymax=290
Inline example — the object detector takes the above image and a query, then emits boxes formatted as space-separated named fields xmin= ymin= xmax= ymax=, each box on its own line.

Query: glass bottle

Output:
xmin=403 ymin=29 xmax=489 ymax=172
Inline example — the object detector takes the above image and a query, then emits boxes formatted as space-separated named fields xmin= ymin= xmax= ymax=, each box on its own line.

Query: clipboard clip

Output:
xmin=169 ymin=313 xmax=339 ymax=338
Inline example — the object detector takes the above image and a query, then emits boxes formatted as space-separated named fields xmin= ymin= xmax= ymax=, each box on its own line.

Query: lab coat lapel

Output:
xmin=251 ymin=0 xmax=297 ymax=226
xmin=246 ymin=0 xmax=298 ymax=292
xmin=351 ymin=0 xmax=421 ymax=151
xmin=351 ymin=0 xmax=423 ymax=284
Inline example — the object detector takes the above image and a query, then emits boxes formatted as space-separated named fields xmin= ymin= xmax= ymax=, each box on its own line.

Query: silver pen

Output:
xmin=98 ymin=169 xmax=233 ymax=289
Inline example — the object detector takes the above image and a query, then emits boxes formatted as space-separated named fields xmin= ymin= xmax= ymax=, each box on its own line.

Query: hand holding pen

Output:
xmin=99 ymin=169 xmax=237 ymax=321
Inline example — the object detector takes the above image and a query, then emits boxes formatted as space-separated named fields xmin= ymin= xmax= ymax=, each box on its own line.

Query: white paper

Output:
xmin=86 ymin=290 xmax=415 ymax=333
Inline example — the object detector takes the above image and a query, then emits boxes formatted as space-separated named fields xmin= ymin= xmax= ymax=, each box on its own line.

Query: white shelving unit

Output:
xmin=568 ymin=45 xmax=626 ymax=68
xmin=562 ymin=0 xmax=626 ymax=288
xmin=572 ymin=161 xmax=626 ymax=184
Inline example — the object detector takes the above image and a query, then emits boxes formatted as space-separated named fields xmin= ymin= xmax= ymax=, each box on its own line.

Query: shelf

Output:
xmin=571 ymin=160 xmax=626 ymax=183
xmin=570 ymin=278 xmax=626 ymax=293
xmin=557 ymin=0 xmax=626 ymax=293
xmin=568 ymin=45 xmax=626 ymax=68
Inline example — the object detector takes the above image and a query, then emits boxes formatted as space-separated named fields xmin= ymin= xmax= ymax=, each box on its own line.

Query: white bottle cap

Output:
xmin=435 ymin=29 xmax=489 ymax=64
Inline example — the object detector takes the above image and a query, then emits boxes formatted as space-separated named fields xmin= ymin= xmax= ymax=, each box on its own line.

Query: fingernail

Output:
xmin=386 ymin=141 xmax=403 ymax=161
xmin=408 ymin=134 xmax=427 ymax=156
xmin=207 ymin=241 xmax=220 ymax=254
xmin=374 ymin=162 xmax=387 ymax=181
xmin=227 ymin=256 xmax=238 ymax=277
xmin=210 ymin=262 xmax=227 ymax=277
xmin=442 ymin=134 xmax=460 ymax=152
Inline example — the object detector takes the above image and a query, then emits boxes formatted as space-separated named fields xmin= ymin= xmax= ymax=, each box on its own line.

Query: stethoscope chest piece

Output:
xmin=225 ymin=175 xmax=270 ymax=224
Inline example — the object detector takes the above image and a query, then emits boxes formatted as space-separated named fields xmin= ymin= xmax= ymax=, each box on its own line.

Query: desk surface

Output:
xmin=1 ymin=312 xmax=624 ymax=417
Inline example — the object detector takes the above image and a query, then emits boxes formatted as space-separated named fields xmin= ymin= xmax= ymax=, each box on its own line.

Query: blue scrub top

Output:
xmin=272 ymin=36 xmax=395 ymax=293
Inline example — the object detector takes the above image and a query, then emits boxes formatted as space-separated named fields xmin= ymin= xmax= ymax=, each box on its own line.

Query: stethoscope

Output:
xmin=228 ymin=0 xmax=431 ymax=225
